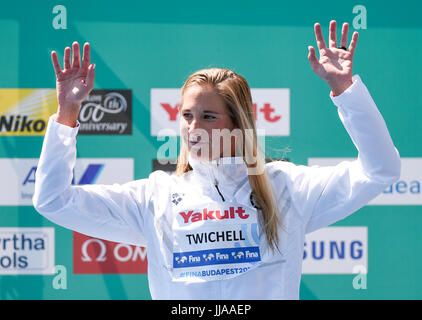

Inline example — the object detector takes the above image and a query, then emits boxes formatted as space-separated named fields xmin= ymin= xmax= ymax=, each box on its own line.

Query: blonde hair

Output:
xmin=175 ymin=67 xmax=284 ymax=252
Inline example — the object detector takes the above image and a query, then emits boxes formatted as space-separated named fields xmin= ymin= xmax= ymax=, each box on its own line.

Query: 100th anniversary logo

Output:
xmin=0 ymin=89 xmax=132 ymax=135
xmin=78 ymin=90 xmax=132 ymax=135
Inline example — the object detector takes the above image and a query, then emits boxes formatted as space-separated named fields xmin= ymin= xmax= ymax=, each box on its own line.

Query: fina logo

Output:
xmin=202 ymin=253 xmax=215 ymax=262
xmin=232 ymin=251 xmax=245 ymax=260
xmin=175 ymin=256 xmax=188 ymax=264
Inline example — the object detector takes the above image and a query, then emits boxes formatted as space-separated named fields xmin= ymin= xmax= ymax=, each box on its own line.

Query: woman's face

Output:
xmin=180 ymin=84 xmax=236 ymax=161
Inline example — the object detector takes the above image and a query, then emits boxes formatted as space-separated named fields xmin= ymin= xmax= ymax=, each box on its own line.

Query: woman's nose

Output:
xmin=188 ymin=120 xmax=208 ymax=141
xmin=189 ymin=118 xmax=201 ymax=131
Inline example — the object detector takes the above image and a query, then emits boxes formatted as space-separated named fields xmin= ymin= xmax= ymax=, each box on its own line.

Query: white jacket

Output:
xmin=33 ymin=75 xmax=401 ymax=299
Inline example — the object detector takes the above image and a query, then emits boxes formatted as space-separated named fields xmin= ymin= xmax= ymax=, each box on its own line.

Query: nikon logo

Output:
xmin=0 ymin=115 xmax=46 ymax=133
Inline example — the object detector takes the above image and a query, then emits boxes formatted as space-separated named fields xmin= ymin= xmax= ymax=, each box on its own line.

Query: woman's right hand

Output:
xmin=51 ymin=42 xmax=96 ymax=127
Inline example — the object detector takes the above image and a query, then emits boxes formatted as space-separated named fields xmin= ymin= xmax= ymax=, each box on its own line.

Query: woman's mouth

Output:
xmin=188 ymin=136 xmax=207 ymax=146
xmin=189 ymin=139 xmax=201 ymax=146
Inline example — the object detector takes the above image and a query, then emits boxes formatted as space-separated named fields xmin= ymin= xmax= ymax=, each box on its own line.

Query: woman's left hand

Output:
xmin=308 ymin=20 xmax=359 ymax=96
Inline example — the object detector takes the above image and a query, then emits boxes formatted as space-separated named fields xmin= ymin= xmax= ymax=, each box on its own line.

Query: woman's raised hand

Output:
xmin=308 ymin=20 xmax=358 ymax=96
xmin=51 ymin=42 xmax=95 ymax=127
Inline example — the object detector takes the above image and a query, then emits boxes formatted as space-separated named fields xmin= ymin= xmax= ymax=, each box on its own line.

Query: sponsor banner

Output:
xmin=0 ymin=227 xmax=55 ymax=275
xmin=308 ymin=157 xmax=418 ymax=205
xmin=0 ymin=89 xmax=131 ymax=136
xmin=150 ymin=88 xmax=290 ymax=136
xmin=0 ymin=158 xmax=133 ymax=206
xmin=78 ymin=90 xmax=132 ymax=135
xmin=302 ymin=227 xmax=367 ymax=274
xmin=0 ymin=89 xmax=57 ymax=136
xmin=73 ymin=232 xmax=148 ymax=274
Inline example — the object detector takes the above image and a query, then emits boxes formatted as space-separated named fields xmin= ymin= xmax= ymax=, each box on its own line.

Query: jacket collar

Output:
xmin=187 ymin=153 xmax=249 ymax=187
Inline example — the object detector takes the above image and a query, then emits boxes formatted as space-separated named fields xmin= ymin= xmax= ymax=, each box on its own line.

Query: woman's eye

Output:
xmin=182 ymin=113 xmax=215 ymax=120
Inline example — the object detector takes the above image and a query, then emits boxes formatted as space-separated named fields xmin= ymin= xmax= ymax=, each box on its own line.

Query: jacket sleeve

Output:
xmin=32 ymin=115 xmax=153 ymax=246
xmin=281 ymin=74 xmax=401 ymax=234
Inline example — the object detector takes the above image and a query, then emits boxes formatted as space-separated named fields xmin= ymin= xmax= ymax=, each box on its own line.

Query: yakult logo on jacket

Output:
xmin=151 ymin=88 xmax=290 ymax=136
xmin=178 ymin=206 xmax=250 ymax=224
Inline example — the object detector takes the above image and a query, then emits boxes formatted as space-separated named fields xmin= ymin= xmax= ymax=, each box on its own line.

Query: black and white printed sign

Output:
xmin=78 ymin=90 xmax=132 ymax=135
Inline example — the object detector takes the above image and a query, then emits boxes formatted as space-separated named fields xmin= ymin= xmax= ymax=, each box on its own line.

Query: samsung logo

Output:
xmin=303 ymin=239 xmax=364 ymax=260
xmin=302 ymin=227 xmax=367 ymax=274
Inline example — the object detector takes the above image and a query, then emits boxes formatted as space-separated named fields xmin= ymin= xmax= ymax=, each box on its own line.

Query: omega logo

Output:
xmin=80 ymin=239 xmax=147 ymax=262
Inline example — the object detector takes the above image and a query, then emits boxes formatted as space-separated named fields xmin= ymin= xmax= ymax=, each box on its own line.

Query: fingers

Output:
xmin=314 ymin=21 xmax=357 ymax=54
xmin=72 ymin=42 xmax=80 ymax=68
xmin=63 ymin=46 xmax=71 ymax=70
xmin=51 ymin=51 xmax=62 ymax=75
xmin=56 ymin=42 xmax=90 ymax=71
xmin=348 ymin=31 xmax=359 ymax=56
xmin=339 ymin=23 xmax=349 ymax=49
xmin=81 ymin=42 xmax=91 ymax=70
xmin=329 ymin=20 xmax=337 ymax=48
xmin=85 ymin=63 xmax=96 ymax=90
xmin=314 ymin=23 xmax=327 ymax=51
xmin=307 ymin=46 xmax=320 ymax=69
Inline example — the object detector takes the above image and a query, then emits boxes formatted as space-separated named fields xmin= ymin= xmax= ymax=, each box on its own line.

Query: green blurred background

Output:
xmin=0 ymin=0 xmax=420 ymax=299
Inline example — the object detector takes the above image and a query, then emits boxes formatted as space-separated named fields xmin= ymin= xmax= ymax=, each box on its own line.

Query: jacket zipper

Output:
xmin=209 ymin=164 xmax=225 ymax=202
xmin=215 ymin=182 xmax=225 ymax=202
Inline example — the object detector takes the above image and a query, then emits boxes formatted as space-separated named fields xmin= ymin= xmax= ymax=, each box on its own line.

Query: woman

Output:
xmin=33 ymin=21 xmax=401 ymax=299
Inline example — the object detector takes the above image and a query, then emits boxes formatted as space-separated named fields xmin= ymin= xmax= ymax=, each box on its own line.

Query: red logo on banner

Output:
xmin=73 ymin=232 xmax=148 ymax=274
